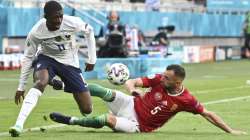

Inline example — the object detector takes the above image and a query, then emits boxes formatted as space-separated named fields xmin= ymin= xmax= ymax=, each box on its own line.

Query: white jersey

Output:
xmin=18 ymin=15 xmax=97 ymax=91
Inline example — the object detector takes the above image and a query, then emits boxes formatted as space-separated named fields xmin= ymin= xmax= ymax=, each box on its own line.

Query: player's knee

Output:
xmin=80 ymin=105 xmax=92 ymax=115
xmin=107 ymin=114 xmax=116 ymax=128
xmin=34 ymin=80 xmax=48 ymax=91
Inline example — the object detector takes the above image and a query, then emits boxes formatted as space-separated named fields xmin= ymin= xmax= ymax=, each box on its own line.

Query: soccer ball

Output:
xmin=107 ymin=63 xmax=130 ymax=85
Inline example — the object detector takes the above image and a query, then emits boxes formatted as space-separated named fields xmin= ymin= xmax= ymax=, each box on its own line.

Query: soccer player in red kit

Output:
xmin=50 ymin=64 xmax=246 ymax=135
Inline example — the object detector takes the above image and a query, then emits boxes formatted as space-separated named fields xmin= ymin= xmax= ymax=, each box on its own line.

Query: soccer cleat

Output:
xmin=49 ymin=112 xmax=71 ymax=125
xmin=9 ymin=125 xmax=22 ymax=137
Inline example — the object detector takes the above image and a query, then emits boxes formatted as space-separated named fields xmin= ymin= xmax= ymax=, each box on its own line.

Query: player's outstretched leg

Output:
xmin=50 ymin=82 xmax=115 ymax=102
xmin=50 ymin=112 xmax=108 ymax=128
xmin=88 ymin=83 xmax=115 ymax=102
xmin=50 ymin=82 xmax=114 ymax=103
xmin=50 ymin=112 xmax=71 ymax=124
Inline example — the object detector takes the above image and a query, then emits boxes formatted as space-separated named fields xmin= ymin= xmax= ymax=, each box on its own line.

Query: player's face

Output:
xmin=160 ymin=70 xmax=178 ymax=90
xmin=110 ymin=11 xmax=118 ymax=22
xmin=46 ymin=10 xmax=63 ymax=31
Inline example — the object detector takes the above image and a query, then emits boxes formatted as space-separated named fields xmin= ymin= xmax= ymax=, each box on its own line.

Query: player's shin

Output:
xmin=72 ymin=114 xmax=108 ymax=128
xmin=88 ymin=83 xmax=114 ymax=102
xmin=15 ymin=88 xmax=42 ymax=128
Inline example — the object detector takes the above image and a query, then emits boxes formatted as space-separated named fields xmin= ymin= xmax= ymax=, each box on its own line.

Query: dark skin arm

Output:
xmin=15 ymin=90 xmax=25 ymax=105
xmin=15 ymin=69 xmax=49 ymax=105
xmin=85 ymin=63 xmax=95 ymax=71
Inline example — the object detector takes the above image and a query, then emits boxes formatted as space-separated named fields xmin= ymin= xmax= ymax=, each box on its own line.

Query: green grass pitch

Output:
xmin=0 ymin=60 xmax=250 ymax=140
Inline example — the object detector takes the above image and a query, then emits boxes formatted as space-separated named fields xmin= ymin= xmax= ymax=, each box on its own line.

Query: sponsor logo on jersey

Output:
xmin=37 ymin=63 xmax=41 ymax=69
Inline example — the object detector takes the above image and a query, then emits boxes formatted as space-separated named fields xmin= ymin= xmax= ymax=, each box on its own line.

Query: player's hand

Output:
xmin=131 ymin=89 xmax=144 ymax=96
xmin=230 ymin=129 xmax=247 ymax=135
xmin=85 ymin=63 xmax=95 ymax=72
xmin=15 ymin=90 xmax=25 ymax=105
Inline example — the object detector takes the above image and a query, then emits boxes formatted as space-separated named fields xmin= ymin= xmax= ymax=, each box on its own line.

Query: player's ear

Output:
xmin=175 ymin=79 xmax=182 ymax=87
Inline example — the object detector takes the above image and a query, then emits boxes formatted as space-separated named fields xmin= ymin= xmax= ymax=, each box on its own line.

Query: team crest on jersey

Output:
xmin=62 ymin=31 xmax=72 ymax=40
xmin=154 ymin=92 xmax=162 ymax=101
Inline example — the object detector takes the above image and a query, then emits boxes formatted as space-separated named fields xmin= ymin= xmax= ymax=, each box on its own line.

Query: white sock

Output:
xmin=69 ymin=116 xmax=78 ymax=125
xmin=15 ymin=88 xmax=42 ymax=128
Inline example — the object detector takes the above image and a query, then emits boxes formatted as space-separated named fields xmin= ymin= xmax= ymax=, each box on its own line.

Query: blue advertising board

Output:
xmin=207 ymin=0 xmax=250 ymax=10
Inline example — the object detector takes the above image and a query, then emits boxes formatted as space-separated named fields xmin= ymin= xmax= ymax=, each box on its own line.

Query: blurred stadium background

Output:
xmin=0 ymin=0 xmax=250 ymax=139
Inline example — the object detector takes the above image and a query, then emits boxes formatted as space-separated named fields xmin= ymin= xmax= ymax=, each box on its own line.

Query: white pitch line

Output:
xmin=45 ymin=85 xmax=250 ymax=100
xmin=3 ymin=85 xmax=247 ymax=101
xmin=0 ymin=78 xmax=19 ymax=82
xmin=0 ymin=124 xmax=65 ymax=137
xmin=1 ymin=95 xmax=250 ymax=137
xmin=0 ymin=97 xmax=6 ymax=100
xmin=192 ymin=85 xmax=250 ymax=94
xmin=204 ymin=95 xmax=250 ymax=105
xmin=0 ymin=132 xmax=8 ymax=137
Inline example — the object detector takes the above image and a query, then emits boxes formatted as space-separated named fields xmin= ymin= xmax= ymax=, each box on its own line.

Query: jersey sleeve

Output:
xmin=73 ymin=17 xmax=88 ymax=32
xmin=73 ymin=17 xmax=96 ymax=64
xmin=141 ymin=74 xmax=162 ymax=88
xmin=17 ymin=33 xmax=39 ymax=91
xmin=184 ymin=94 xmax=204 ymax=114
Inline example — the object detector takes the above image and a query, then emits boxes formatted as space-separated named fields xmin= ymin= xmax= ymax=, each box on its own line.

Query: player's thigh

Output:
xmin=106 ymin=91 xmax=133 ymax=116
xmin=73 ymin=91 xmax=92 ymax=114
xmin=33 ymin=67 xmax=56 ymax=83
xmin=33 ymin=55 xmax=56 ymax=85
xmin=33 ymin=69 xmax=50 ymax=90
xmin=57 ymin=65 xmax=88 ymax=94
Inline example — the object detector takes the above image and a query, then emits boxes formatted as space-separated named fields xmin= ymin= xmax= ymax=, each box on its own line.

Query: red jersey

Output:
xmin=134 ymin=74 xmax=204 ymax=132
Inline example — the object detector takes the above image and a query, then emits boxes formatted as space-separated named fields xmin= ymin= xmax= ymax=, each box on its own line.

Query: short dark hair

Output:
xmin=166 ymin=64 xmax=186 ymax=80
xmin=44 ymin=1 xmax=62 ymax=16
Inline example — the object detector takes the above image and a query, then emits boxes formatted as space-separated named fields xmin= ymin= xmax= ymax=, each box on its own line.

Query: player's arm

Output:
xmin=16 ymin=34 xmax=39 ymax=105
xmin=73 ymin=16 xmax=96 ymax=71
xmin=83 ymin=24 xmax=97 ymax=71
xmin=200 ymin=108 xmax=247 ymax=135
xmin=125 ymin=78 xmax=144 ymax=96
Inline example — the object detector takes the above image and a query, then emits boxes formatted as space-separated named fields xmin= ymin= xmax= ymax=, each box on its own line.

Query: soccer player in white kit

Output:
xmin=9 ymin=1 xmax=96 ymax=137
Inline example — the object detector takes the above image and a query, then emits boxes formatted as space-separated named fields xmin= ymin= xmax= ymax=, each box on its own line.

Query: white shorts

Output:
xmin=106 ymin=91 xmax=140 ymax=133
